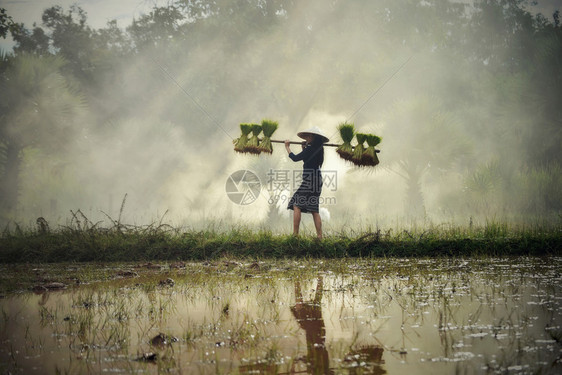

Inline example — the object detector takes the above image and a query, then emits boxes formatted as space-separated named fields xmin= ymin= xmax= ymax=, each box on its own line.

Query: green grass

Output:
xmin=0 ymin=219 xmax=560 ymax=263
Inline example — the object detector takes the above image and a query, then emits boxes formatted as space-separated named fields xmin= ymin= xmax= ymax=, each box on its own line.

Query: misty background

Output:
xmin=0 ymin=0 xmax=560 ymax=233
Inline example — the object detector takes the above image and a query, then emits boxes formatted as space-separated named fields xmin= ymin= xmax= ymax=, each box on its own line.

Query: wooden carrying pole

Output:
xmin=270 ymin=139 xmax=380 ymax=153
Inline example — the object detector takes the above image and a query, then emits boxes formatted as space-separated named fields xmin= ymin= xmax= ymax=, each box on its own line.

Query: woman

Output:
xmin=284 ymin=126 xmax=329 ymax=240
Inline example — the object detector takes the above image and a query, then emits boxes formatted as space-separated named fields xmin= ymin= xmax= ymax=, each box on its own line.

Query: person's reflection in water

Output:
xmin=290 ymin=276 xmax=333 ymax=374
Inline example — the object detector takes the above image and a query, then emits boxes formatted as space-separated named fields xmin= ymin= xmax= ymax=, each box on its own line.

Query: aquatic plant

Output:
xmin=352 ymin=133 xmax=367 ymax=165
xmin=362 ymin=134 xmax=381 ymax=166
xmin=245 ymin=124 xmax=263 ymax=154
xmin=259 ymin=119 xmax=278 ymax=154
xmin=233 ymin=123 xmax=252 ymax=153
xmin=336 ymin=122 xmax=355 ymax=161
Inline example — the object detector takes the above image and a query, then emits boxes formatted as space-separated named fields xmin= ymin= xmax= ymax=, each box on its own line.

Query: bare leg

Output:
xmin=293 ymin=205 xmax=301 ymax=236
xmin=312 ymin=212 xmax=322 ymax=240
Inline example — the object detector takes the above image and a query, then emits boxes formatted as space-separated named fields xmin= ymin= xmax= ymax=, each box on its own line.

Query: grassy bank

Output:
xmin=1 ymin=220 xmax=560 ymax=263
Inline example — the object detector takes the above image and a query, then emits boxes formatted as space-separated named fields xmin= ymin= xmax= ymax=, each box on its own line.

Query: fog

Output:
xmin=1 ymin=0 xmax=560 ymax=232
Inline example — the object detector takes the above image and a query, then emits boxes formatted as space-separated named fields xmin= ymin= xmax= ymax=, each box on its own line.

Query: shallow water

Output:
xmin=0 ymin=257 xmax=561 ymax=374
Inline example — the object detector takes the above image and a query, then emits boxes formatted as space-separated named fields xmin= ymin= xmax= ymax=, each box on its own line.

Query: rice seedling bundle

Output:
xmin=362 ymin=134 xmax=382 ymax=166
xmin=336 ymin=123 xmax=355 ymax=161
xmin=232 ymin=121 xmax=381 ymax=167
xmin=246 ymin=124 xmax=263 ymax=154
xmin=233 ymin=123 xmax=252 ymax=153
xmin=259 ymin=119 xmax=278 ymax=154
xmin=352 ymin=133 xmax=367 ymax=165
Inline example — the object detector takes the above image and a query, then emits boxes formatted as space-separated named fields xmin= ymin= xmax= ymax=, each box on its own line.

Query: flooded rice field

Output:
xmin=0 ymin=257 xmax=561 ymax=374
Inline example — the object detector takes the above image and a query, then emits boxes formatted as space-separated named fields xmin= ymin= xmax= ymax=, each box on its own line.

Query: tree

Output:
xmin=382 ymin=96 xmax=470 ymax=218
xmin=93 ymin=20 xmax=133 ymax=56
xmin=39 ymin=5 xmax=98 ymax=82
xmin=0 ymin=8 xmax=15 ymax=39
xmin=0 ymin=54 xmax=84 ymax=215
xmin=127 ymin=5 xmax=186 ymax=52
xmin=10 ymin=23 xmax=50 ymax=55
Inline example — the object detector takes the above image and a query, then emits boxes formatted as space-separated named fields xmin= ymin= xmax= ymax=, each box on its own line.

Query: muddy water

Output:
xmin=0 ymin=257 xmax=561 ymax=374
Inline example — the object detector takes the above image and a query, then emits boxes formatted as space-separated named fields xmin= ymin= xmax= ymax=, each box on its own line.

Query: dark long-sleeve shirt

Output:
xmin=289 ymin=142 xmax=323 ymax=170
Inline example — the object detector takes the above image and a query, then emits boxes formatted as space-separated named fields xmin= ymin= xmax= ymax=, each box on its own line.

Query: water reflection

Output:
xmin=0 ymin=258 xmax=560 ymax=374
xmin=344 ymin=346 xmax=386 ymax=375
xmin=290 ymin=277 xmax=386 ymax=374
xmin=291 ymin=276 xmax=332 ymax=374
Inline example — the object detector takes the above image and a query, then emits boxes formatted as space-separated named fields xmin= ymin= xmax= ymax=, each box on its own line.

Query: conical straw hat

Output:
xmin=297 ymin=126 xmax=330 ymax=143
